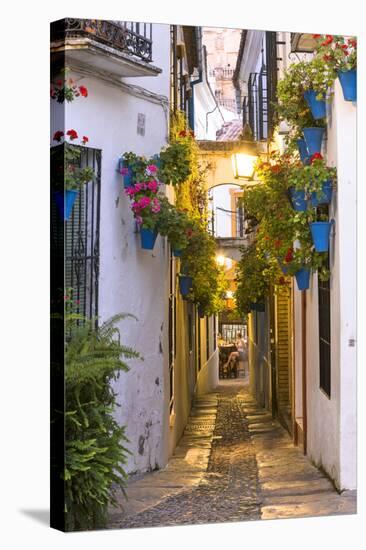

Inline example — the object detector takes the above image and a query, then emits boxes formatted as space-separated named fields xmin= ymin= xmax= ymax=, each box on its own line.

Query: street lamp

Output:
xmin=231 ymin=153 xmax=257 ymax=180
xmin=216 ymin=254 xmax=226 ymax=267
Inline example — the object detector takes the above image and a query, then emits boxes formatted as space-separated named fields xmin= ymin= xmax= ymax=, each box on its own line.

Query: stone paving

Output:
xmin=108 ymin=379 xmax=356 ymax=530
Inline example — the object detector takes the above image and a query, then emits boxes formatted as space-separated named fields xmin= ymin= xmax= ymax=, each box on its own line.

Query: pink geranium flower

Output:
xmin=151 ymin=198 xmax=161 ymax=213
xmin=125 ymin=186 xmax=136 ymax=196
xmin=139 ymin=196 xmax=151 ymax=209
xmin=147 ymin=180 xmax=158 ymax=192
xmin=147 ymin=164 xmax=158 ymax=174
xmin=120 ymin=167 xmax=129 ymax=176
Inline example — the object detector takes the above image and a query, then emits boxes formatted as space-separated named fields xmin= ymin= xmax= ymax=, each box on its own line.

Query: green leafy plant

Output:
xmin=120 ymin=152 xmax=160 ymax=183
xmin=235 ymin=243 xmax=269 ymax=314
xmin=156 ymin=197 xmax=193 ymax=251
xmin=51 ymin=67 xmax=89 ymax=103
xmin=51 ymin=142 xmax=95 ymax=191
xmin=243 ymin=153 xmax=330 ymax=282
xmin=287 ymin=152 xmax=337 ymax=197
xmin=180 ymin=221 xmax=228 ymax=315
xmin=63 ymin=297 xmax=141 ymax=531
xmin=276 ymin=59 xmax=332 ymax=137
xmin=159 ymin=139 xmax=194 ymax=187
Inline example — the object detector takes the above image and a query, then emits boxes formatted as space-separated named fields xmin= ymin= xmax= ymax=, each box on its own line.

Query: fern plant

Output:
xmin=64 ymin=312 xmax=140 ymax=531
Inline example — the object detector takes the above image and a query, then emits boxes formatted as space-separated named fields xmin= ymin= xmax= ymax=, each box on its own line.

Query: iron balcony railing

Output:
xmin=209 ymin=67 xmax=235 ymax=79
xmin=217 ymin=97 xmax=238 ymax=113
xmin=51 ymin=19 xmax=153 ymax=62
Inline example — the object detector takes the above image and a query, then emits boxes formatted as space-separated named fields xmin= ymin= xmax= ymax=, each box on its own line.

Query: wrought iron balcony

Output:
xmin=51 ymin=18 xmax=153 ymax=62
xmin=51 ymin=18 xmax=162 ymax=78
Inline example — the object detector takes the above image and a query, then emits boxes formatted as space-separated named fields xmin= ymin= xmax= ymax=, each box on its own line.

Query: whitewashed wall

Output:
xmin=293 ymin=80 xmax=357 ymax=490
xmin=52 ymin=24 xmax=173 ymax=474
xmin=194 ymin=80 xmax=226 ymax=140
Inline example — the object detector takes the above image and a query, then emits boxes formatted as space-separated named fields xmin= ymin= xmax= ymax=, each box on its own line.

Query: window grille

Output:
xmin=51 ymin=144 xmax=101 ymax=323
xmin=318 ymin=259 xmax=331 ymax=397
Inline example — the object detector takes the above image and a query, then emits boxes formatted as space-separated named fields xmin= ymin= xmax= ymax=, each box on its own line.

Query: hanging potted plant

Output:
xmin=178 ymin=272 xmax=193 ymax=298
xmin=287 ymin=162 xmax=308 ymax=212
xmin=302 ymin=153 xmax=337 ymax=207
xmin=287 ymin=153 xmax=337 ymax=209
xmin=299 ymin=57 xmax=335 ymax=120
xmin=313 ymin=34 xmax=357 ymax=102
xmin=125 ymin=179 xmax=162 ymax=250
xmin=119 ymin=152 xmax=160 ymax=189
xmin=309 ymin=214 xmax=334 ymax=253
xmin=155 ymin=198 xmax=192 ymax=257
xmin=276 ymin=60 xmax=331 ymax=155
xmin=51 ymin=131 xmax=94 ymax=221
xmin=296 ymin=138 xmax=310 ymax=165
xmin=158 ymin=131 xmax=194 ymax=186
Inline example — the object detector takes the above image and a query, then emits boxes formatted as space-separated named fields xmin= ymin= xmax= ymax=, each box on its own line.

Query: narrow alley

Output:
xmin=50 ymin=20 xmax=357 ymax=533
xmin=108 ymin=379 xmax=356 ymax=529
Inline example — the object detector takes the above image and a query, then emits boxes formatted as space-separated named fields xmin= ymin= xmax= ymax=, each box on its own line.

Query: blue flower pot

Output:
xmin=250 ymin=302 xmax=265 ymax=312
xmin=310 ymin=221 xmax=332 ymax=252
xmin=297 ymin=139 xmax=309 ymax=165
xmin=197 ymin=305 xmax=205 ymax=318
xmin=179 ymin=275 xmax=193 ymax=298
xmin=310 ymin=180 xmax=333 ymax=207
xmin=140 ymin=228 xmax=158 ymax=250
xmin=289 ymin=187 xmax=307 ymax=211
xmin=304 ymin=90 xmax=327 ymax=119
xmin=119 ymin=159 xmax=134 ymax=188
xmin=173 ymin=248 xmax=183 ymax=258
xmin=302 ymin=127 xmax=325 ymax=156
xmin=295 ymin=268 xmax=311 ymax=291
xmin=338 ymin=69 xmax=357 ymax=102
xmin=54 ymin=189 xmax=79 ymax=221
xmin=277 ymin=258 xmax=289 ymax=275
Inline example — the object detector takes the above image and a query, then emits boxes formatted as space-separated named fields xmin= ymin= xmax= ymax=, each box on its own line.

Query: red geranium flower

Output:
xmin=53 ymin=130 xmax=64 ymax=142
xmin=79 ymin=85 xmax=88 ymax=97
xmin=56 ymin=80 xmax=63 ymax=87
xmin=82 ymin=136 xmax=89 ymax=144
xmin=310 ymin=152 xmax=323 ymax=163
xmin=66 ymin=129 xmax=78 ymax=140
xmin=284 ymin=248 xmax=293 ymax=263
xmin=270 ymin=164 xmax=281 ymax=174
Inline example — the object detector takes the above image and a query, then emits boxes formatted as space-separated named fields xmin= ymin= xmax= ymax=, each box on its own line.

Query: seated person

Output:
xmin=223 ymin=332 xmax=247 ymax=372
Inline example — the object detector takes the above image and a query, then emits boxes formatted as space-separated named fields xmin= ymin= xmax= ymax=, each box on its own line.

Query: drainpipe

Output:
xmin=188 ymin=70 xmax=202 ymax=131
xmin=302 ymin=291 xmax=307 ymax=455
xmin=188 ymin=28 xmax=225 ymax=134
xmin=188 ymin=27 xmax=203 ymax=131
xmin=203 ymin=46 xmax=225 ymax=134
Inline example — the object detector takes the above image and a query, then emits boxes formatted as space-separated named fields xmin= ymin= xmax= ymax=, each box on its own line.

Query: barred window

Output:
xmin=51 ymin=144 xmax=101 ymax=322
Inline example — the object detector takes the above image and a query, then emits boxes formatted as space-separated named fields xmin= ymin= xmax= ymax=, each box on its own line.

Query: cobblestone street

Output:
xmin=108 ymin=380 xmax=356 ymax=530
